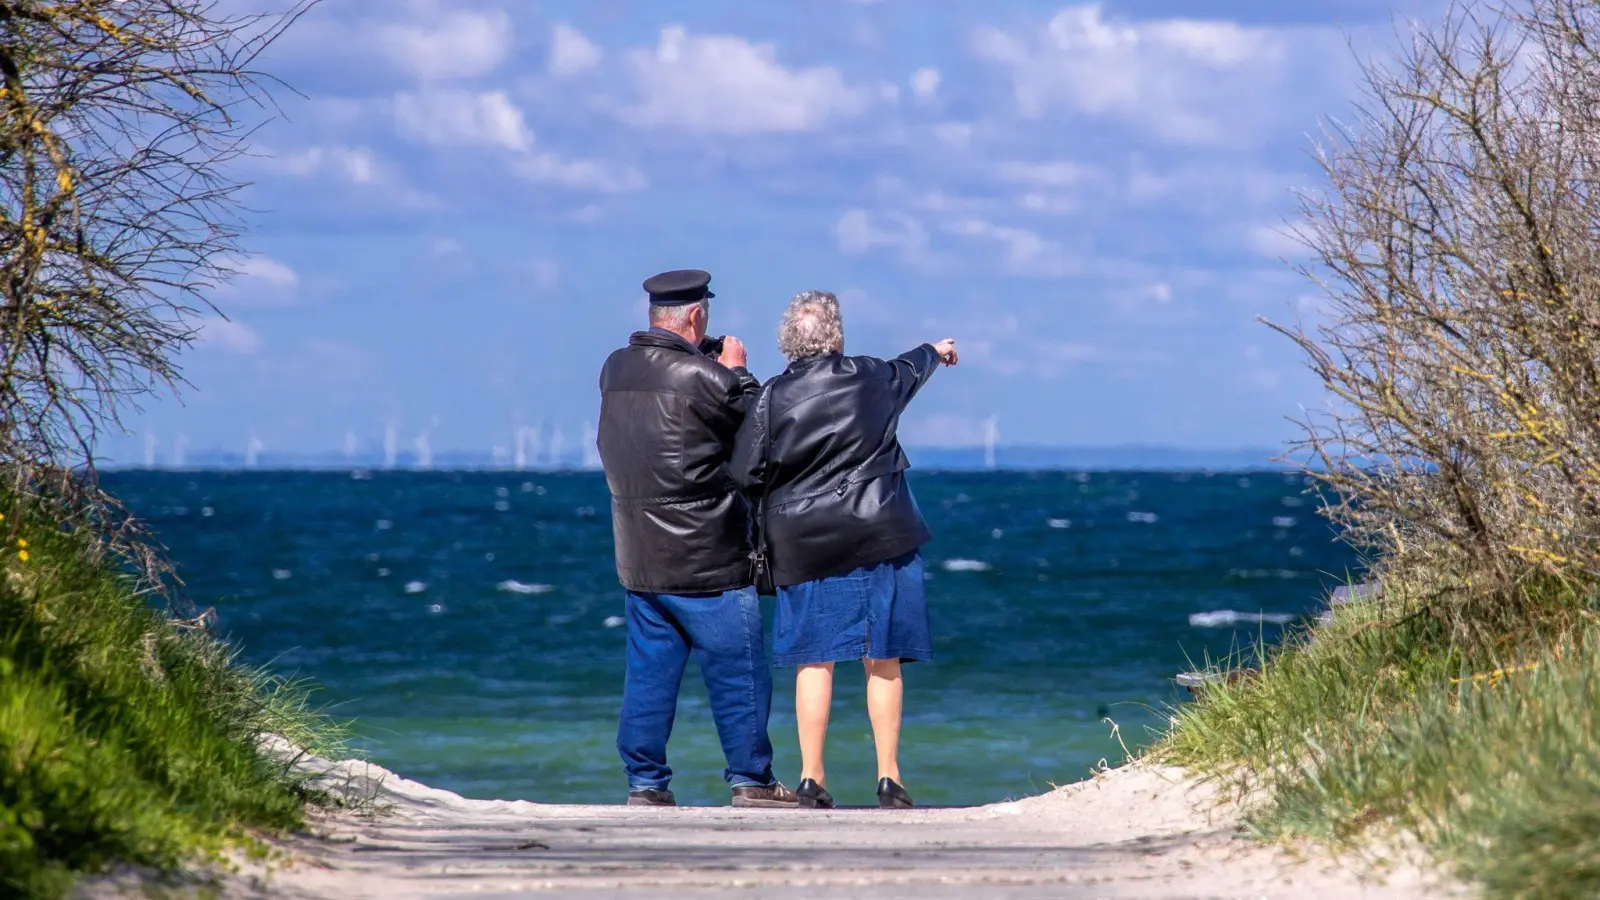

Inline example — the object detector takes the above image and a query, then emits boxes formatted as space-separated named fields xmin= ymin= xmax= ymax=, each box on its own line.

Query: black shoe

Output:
xmin=796 ymin=778 xmax=835 ymax=810
xmin=627 ymin=788 xmax=677 ymax=807
xmin=877 ymin=777 xmax=914 ymax=809
xmin=731 ymin=781 xmax=799 ymax=808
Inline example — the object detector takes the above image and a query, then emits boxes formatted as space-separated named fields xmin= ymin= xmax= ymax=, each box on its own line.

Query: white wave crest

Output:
xmin=942 ymin=559 xmax=992 ymax=573
xmin=497 ymin=580 xmax=554 ymax=595
xmin=1188 ymin=610 xmax=1296 ymax=628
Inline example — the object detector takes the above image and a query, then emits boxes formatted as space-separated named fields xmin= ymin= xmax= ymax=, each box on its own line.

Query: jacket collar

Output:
xmin=630 ymin=328 xmax=702 ymax=355
xmin=786 ymin=352 xmax=840 ymax=373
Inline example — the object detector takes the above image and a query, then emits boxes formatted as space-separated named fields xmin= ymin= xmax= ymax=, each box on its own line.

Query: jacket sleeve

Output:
xmin=887 ymin=343 xmax=942 ymax=411
xmin=729 ymin=366 xmax=761 ymax=409
xmin=710 ymin=363 xmax=764 ymax=481
xmin=730 ymin=393 xmax=768 ymax=491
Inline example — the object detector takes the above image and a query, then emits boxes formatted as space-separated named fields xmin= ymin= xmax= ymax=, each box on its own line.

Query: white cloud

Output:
xmin=994 ymin=159 xmax=1098 ymax=188
xmin=271 ymin=145 xmax=383 ymax=184
xmin=264 ymin=144 xmax=439 ymax=210
xmin=526 ymin=258 xmax=560 ymax=289
xmin=193 ymin=317 xmax=261 ymax=355
xmin=911 ymin=67 xmax=941 ymax=100
xmin=212 ymin=255 xmax=300 ymax=307
xmin=835 ymin=209 xmax=928 ymax=257
xmin=972 ymin=4 xmax=1318 ymax=145
xmin=229 ymin=255 xmax=298 ymax=289
xmin=378 ymin=9 xmax=510 ymax=80
xmin=933 ymin=122 xmax=973 ymax=148
xmin=623 ymin=26 xmax=870 ymax=135
xmin=394 ymin=90 xmax=531 ymax=151
xmin=513 ymin=153 xmax=647 ymax=193
xmin=943 ymin=218 xmax=1076 ymax=277
xmin=1248 ymin=222 xmax=1310 ymax=259
xmin=873 ymin=176 xmax=993 ymax=215
xmin=549 ymin=23 xmax=602 ymax=76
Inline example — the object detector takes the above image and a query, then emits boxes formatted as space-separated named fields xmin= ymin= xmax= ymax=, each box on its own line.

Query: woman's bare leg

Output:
xmin=795 ymin=663 xmax=835 ymax=784
xmin=863 ymin=658 xmax=904 ymax=782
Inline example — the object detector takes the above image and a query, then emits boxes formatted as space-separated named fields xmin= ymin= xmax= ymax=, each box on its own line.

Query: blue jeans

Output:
xmin=617 ymin=587 xmax=778 ymax=793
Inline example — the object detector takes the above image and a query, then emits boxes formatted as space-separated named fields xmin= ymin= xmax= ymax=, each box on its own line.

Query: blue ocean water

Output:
xmin=104 ymin=470 xmax=1358 ymax=809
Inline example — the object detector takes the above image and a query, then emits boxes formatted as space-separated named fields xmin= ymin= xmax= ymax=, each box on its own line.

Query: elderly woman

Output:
xmin=731 ymin=290 xmax=958 ymax=810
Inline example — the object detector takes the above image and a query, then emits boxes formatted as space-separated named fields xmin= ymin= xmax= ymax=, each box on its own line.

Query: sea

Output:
xmin=103 ymin=469 xmax=1360 ymax=809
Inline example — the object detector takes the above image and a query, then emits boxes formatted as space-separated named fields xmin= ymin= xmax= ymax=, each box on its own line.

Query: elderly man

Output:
xmin=596 ymin=269 xmax=797 ymax=808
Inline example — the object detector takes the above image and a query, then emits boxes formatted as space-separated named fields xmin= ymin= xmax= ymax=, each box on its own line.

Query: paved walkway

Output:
xmin=81 ymin=748 xmax=1455 ymax=899
xmin=232 ymin=753 xmax=1449 ymax=899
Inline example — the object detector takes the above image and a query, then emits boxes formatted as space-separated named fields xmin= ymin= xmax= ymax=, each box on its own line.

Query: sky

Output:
xmin=101 ymin=0 xmax=1435 ymax=465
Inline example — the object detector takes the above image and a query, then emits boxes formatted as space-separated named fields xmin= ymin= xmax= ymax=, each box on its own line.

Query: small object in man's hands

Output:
xmin=718 ymin=335 xmax=748 ymax=369
xmin=699 ymin=336 xmax=725 ymax=358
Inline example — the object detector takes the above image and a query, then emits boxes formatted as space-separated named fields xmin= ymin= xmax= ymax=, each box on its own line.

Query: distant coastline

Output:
xmin=95 ymin=444 xmax=1301 ymax=473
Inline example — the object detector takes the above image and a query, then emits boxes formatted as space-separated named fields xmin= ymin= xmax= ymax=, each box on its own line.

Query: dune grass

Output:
xmin=1159 ymin=580 xmax=1600 ymax=899
xmin=0 ymin=500 xmax=341 ymax=898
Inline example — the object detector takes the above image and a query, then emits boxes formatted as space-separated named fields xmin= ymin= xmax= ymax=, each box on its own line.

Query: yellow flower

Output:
xmin=17 ymin=550 xmax=29 ymax=562
xmin=16 ymin=539 xmax=26 ymax=548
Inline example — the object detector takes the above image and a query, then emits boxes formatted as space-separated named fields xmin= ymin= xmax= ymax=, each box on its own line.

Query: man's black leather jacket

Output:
xmin=597 ymin=329 xmax=760 ymax=594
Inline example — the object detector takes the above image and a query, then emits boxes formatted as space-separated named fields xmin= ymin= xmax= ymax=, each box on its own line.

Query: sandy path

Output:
xmin=91 ymin=747 xmax=1458 ymax=900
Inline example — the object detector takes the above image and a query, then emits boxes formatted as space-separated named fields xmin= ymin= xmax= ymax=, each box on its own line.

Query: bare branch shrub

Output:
xmin=1276 ymin=0 xmax=1600 ymax=640
xmin=0 ymin=0 xmax=312 ymax=589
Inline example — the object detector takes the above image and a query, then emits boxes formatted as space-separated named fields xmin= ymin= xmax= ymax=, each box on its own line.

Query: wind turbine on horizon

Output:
xmin=514 ymin=424 xmax=541 ymax=471
xmin=414 ymin=418 xmax=436 ymax=469
xmin=383 ymin=423 xmax=398 ymax=469
xmin=984 ymin=415 xmax=1000 ymax=471
xmin=582 ymin=421 xmax=601 ymax=469
xmin=547 ymin=427 xmax=567 ymax=470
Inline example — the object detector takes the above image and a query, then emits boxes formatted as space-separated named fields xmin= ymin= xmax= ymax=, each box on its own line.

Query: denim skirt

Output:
xmin=772 ymin=550 xmax=932 ymax=667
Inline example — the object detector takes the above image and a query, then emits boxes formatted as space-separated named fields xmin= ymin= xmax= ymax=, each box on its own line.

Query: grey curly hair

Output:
xmin=778 ymin=291 xmax=844 ymax=360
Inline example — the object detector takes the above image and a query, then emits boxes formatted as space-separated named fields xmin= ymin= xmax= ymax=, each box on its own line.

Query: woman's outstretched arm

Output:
xmin=888 ymin=339 xmax=958 ymax=410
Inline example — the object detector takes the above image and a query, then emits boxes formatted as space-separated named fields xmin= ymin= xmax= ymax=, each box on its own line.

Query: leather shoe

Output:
xmin=627 ymin=788 xmax=677 ymax=807
xmin=731 ymin=781 xmax=799 ymax=808
xmin=796 ymin=778 xmax=835 ymax=810
xmin=877 ymin=777 xmax=914 ymax=809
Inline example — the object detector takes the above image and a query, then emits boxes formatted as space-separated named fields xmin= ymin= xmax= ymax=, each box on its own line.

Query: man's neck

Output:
xmin=650 ymin=324 xmax=699 ymax=345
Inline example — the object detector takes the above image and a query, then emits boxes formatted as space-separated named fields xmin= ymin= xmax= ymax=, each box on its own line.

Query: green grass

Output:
xmin=1159 ymin=583 xmax=1600 ymax=899
xmin=0 ymin=500 xmax=342 ymax=898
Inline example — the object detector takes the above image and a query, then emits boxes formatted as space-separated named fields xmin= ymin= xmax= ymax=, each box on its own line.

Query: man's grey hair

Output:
xmin=649 ymin=298 xmax=708 ymax=330
xmin=778 ymin=291 xmax=844 ymax=360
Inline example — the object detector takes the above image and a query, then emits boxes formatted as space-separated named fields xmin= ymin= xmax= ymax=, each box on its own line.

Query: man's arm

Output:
xmin=729 ymin=388 xmax=768 ymax=491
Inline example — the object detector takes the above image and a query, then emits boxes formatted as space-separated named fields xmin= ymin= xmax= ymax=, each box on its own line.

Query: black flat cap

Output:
xmin=643 ymin=269 xmax=715 ymax=306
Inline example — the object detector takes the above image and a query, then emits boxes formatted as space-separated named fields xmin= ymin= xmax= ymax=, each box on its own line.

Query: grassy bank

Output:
xmin=1159 ymin=578 xmax=1600 ymax=898
xmin=0 ymin=500 xmax=338 ymax=898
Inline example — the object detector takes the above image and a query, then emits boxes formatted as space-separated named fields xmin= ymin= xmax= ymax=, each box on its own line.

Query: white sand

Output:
xmin=81 ymin=742 xmax=1464 ymax=899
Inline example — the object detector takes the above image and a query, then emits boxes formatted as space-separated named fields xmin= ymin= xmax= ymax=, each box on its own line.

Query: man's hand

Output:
xmin=932 ymin=338 xmax=959 ymax=366
xmin=717 ymin=335 xmax=748 ymax=369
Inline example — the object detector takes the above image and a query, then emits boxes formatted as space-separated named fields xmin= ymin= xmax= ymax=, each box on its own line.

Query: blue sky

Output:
xmin=104 ymin=0 xmax=1431 ymax=465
